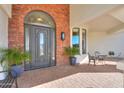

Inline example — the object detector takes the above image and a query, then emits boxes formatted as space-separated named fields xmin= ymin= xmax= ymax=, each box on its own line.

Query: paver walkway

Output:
xmin=17 ymin=63 xmax=123 ymax=88
xmin=33 ymin=73 xmax=123 ymax=88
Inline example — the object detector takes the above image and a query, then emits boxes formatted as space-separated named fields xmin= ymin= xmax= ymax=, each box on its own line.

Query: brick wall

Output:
xmin=8 ymin=4 xmax=70 ymax=65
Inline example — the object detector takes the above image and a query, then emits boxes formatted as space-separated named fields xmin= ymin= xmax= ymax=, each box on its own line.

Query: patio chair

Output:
xmin=88 ymin=53 xmax=96 ymax=66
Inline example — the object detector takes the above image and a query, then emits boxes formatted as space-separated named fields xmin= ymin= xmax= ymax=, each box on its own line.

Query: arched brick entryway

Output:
xmin=24 ymin=11 xmax=56 ymax=70
xmin=8 ymin=4 xmax=70 ymax=66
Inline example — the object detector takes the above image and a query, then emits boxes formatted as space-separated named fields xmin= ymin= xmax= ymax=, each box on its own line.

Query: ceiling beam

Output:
xmin=0 ymin=4 xmax=12 ymax=18
xmin=107 ymin=23 xmax=124 ymax=34
xmin=109 ymin=6 xmax=124 ymax=23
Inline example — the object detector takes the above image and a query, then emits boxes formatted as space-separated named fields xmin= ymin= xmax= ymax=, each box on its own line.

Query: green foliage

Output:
xmin=0 ymin=48 xmax=31 ymax=67
xmin=64 ymin=47 xmax=79 ymax=57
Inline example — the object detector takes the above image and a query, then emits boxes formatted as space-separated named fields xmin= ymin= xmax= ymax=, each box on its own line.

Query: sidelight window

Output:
xmin=72 ymin=28 xmax=87 ymax=55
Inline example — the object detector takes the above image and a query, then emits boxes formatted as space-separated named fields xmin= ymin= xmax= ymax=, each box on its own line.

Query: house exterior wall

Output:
xmin=0 ymin=4 xmax=11 ymax=48
xmin=8 ymin=4 xmax=70 ymax=65
xmin=0 ymin=5 xmax=11 ymax=80
xmin=88 ymin=31 xmax=124 ymax=57
xmin=0 ymin=6 xmax=10 ymax=48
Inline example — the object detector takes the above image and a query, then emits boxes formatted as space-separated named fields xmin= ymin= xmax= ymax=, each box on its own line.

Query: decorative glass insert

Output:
xmin=25 ymin=11 xmax=55 ymax=28
xmin=72 ymin=28 xmax=80 ymax=48
xmin=25 ymin=25 xmax=29 ymax=52
xmin=39 ymin=33 xmax=44 ymax=56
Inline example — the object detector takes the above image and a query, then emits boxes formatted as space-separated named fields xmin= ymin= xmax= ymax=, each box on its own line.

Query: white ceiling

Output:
xmin=86 ymin=14 xmax=122 ymax=32
xmin=109 ymin=5 xmax=124 ymax=23
xmin=70 ymin=4 xmax=119 ymax=26
xmin=70 ymin=4 xmax=124 ymax=32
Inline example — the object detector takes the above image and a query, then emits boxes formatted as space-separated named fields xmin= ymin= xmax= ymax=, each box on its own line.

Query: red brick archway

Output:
xmin=8 ymin=4 xmax=70 ymax=65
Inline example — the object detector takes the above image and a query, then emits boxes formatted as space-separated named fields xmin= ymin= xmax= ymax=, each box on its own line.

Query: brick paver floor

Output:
xmin=16 ymin=61 xmax=124 ymax=88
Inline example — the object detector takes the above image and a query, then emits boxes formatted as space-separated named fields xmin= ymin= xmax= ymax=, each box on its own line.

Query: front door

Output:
xmin=24 ymin=25 xmax=55 ymax=70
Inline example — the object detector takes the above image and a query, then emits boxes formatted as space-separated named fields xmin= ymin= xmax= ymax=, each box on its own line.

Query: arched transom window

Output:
xmin=25 ymin=11 xmax=55 ymax=28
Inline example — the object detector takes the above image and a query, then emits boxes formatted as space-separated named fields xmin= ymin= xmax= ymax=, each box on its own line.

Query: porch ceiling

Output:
xmin=70 ymin=4 xmax=119 ymax=26
xmin=85 ymin=14 xmax=123 ymax=32
xmin=70 ymin=4 xmax=124 ymax=33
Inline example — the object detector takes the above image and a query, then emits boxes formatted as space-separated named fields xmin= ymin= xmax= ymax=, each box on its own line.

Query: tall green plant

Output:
xmin=64 ymin=47 xmax=79 ymax=57
xmin=0 ymin=48 xmax=31 ymax=67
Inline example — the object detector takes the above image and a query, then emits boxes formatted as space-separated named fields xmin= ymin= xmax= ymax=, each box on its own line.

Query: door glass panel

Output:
xmin=40 ymin=33 xmax=44 ymax=56
xmin=25 ymin=26 xmax=29 ymax=52
xmin=52 ymin=31 xmax=55 ymax=60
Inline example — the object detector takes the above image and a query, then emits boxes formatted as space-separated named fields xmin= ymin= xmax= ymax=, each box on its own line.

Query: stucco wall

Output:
xmin=9 ymin=4 xmax=70 ymax=65
xmin=0 ymin=8 xmax=8 ymax=48
xmin=88 ymin=30 xmax=124 ymax=57
xmin=0 ymin=5 xmax=11 ymax=80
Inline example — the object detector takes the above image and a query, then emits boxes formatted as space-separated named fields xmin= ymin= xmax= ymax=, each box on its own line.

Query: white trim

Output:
xmin=86 ymin=28 xmax=89 ymax=53
xmin=71 ymin=27 xmax=87 ymax=55
xmin=70 ymin=26 xmax=72 ymax=47
xmin=79 ymin=28 xmax=82 ymax=55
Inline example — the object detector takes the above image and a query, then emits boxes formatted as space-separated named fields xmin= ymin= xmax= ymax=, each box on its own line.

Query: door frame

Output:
xmin=24 ymin=23 xmax=56 ymax=70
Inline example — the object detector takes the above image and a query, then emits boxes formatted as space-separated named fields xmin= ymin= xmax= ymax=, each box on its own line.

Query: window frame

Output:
xmin=82 ymin=28 xmax=87 ymax=54
xmin=71 ymin=27 xmax=87 ymax=55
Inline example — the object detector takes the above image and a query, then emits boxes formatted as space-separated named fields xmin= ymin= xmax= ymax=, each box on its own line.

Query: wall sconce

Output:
xmin=61 ymin=32 xmax=65 ymax=41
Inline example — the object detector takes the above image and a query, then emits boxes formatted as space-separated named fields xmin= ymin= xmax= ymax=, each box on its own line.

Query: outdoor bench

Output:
xmin=0 ymin=71 xmax=18 ymax=88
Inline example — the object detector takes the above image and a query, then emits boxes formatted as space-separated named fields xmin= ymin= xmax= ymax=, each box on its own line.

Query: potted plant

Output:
xmin=0 ymin=48 xmax=31 ymax=78
xmin=64 ymin=47 xmax=79 ymax=65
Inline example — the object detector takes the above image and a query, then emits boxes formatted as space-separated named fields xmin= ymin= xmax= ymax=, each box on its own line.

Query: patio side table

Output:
xmin=97 ymin=54 xmax=107 ymax=65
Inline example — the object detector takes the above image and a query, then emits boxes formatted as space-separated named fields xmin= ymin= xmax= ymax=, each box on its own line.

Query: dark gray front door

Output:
xmin=24 ymin=25 xmax=55 ymax=70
